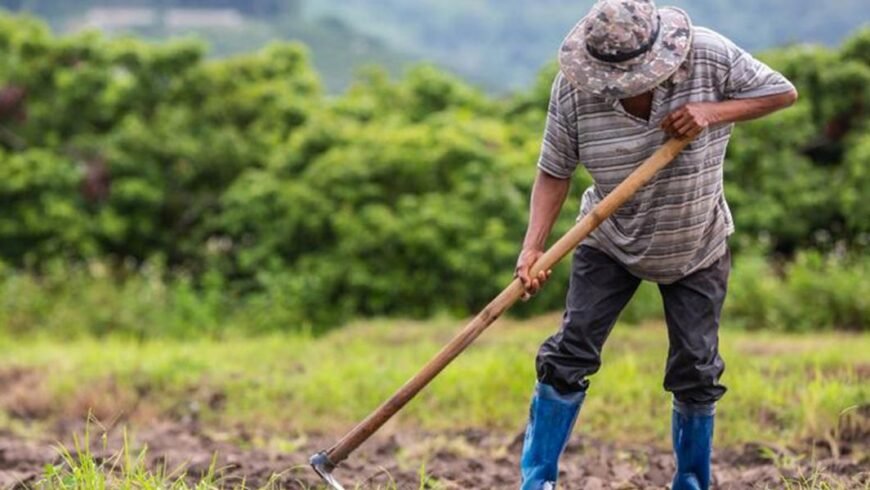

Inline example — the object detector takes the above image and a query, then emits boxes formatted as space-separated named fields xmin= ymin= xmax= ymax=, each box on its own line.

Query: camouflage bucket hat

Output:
xmin=559 ymin=0 xmax=693 ymax=98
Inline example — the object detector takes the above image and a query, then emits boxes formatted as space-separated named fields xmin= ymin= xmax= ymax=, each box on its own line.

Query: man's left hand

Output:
xmin=661 ymin=103 xmax=719 ymax=139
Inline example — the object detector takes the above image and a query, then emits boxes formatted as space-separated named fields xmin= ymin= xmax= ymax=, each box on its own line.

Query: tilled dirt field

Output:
xmin=0 ymin=421 xmax=867 ymax=489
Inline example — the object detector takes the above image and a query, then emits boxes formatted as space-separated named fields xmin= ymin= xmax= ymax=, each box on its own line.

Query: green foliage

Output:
xmin=0 ymin=259 xmax=230 ymax=338
xmin=0 ymin=15 xmax=867 ymax=333
xmin=1 ymin=251 xmax=866 ymax=339
xmin=838 ymin=131 xmax=870 ymax=234
xmin=0 ymin=148 xmax=91 ymax=263
xmin=727 ymin=251 xmax=870 ymax=332
xmin=724 ymin=29 xmax=870 ymax=253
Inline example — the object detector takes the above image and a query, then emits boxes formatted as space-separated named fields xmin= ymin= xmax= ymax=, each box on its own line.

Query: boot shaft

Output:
xmin=520 ymin=382 xmax=586 ymax=490
xmin=671 ymin=402 xmax=715 ymax=490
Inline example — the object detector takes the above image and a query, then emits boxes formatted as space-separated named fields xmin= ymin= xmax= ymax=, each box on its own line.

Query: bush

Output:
xmin=0 ymin=15 xmax=866 ymax=332
xmin=726 ymin=251 xmax=869 ymax=332
xmin=0 ymin=260 xmax=231 ymax=339
xmin=1 ymin=250 xmax=865 ymax=339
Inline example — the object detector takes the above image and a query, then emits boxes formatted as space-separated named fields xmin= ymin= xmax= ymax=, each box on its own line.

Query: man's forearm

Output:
xmin=523 ymin=171 xmax=571 ymax=250
xmin=661 ymin=89 xmax=798 ymax=138
xmin=710 ymin=90 xmax=798 ymax=124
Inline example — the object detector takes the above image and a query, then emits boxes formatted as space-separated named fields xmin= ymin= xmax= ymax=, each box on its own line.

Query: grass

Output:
xmin=30 ymin=434 xmax=867 ymax=490
xmin=31 ymin=428 xmax=862 ymax=490
xmin=0 ymin=315 xmax=866 ymax=449
xmin=1 ymin=316 xmax=866 ymax=488
xmin=37 ymin=430 xmax=221 ymax=490
xmin=30 ymin=423 xmax=432 ymax=490
xmin=34 ymin=428 xmax=301 ymax=490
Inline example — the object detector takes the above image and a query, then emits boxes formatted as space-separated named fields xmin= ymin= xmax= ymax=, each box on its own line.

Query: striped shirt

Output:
xmin=538 ymin=27 xmax=795 ymax=284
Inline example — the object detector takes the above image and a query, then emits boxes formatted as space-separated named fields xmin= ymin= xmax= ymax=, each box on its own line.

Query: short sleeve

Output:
xmin=537 ymin=73 xmax=579 ymax=179
xmin=719 ymin=34 xmax=795 ymax=100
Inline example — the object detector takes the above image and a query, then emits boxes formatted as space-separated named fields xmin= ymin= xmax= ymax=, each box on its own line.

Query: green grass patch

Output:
xmin=1 ymin=316 xmax=866 ymax=450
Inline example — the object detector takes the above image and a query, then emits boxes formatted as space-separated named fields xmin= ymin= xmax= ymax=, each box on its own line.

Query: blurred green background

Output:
xmin=0 ymin=2 xmax=867 ymax=337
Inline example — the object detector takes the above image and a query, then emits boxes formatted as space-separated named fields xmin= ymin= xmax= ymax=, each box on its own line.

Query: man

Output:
xmin=515 ymin=1 xmax=797 ymax=489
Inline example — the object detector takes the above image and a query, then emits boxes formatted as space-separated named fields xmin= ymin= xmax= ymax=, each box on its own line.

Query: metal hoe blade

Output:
xmin=310 ymin=451 xmax=346 ymax=490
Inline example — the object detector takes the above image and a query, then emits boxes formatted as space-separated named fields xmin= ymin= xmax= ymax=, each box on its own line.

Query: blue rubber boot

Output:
xmin=671 ymin=400 xmax=716 ymax=490
xmin=519 ymin=382 xmax=585 ymax=490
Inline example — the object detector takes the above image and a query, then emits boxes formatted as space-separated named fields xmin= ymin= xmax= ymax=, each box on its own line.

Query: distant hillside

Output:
xmin=306 ymin=0 xmax=870 ymax=91
xmin=185 ymin=17 xmax=409 ymax=93
xmin=0 ymin=0 xmax=410 ymax=92
xmin=3 ymin=0 xmax=867 ymax=92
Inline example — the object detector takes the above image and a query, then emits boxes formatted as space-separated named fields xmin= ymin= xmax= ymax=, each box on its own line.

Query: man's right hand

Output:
xmin=515 ymin=248 xmax=552 ymax=301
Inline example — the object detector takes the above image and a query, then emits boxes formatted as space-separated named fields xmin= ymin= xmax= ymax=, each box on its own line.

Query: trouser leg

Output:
xmin=658 ymin=249 xmax=730 ymax=404
xmin=520 ymin=245 xmax=640 ymax=489
xmin=659 ymin=250 xmax=731 ymax=490
xmin=535 ymin=245 xmax=641 ymax=394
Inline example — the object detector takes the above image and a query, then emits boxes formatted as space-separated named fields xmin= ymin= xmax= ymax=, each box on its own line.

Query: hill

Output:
xmin=306 ymin=0 xmax=870 ymax=90
xmin=0 ymin=0 xmax=409 ymax=92
xmin=2 ymin=0 xmax=867 ymax=91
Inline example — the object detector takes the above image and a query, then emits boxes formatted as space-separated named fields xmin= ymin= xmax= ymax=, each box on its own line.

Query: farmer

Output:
xmin=514 ymin=1 xmax=797 ymax=489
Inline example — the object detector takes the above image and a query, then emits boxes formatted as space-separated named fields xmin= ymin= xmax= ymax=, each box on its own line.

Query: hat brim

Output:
xmin=559 ymin=7 xmax=693 ymax=98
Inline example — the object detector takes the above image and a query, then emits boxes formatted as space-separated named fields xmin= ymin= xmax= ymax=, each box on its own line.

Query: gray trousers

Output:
xmin=536 ymin=245 xmax=729 ymax=404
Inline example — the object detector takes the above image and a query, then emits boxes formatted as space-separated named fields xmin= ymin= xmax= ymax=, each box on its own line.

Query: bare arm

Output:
xmin=713 ymin=90 xmax=798 ymax=123
xmin=661 ymin=89 xmax=799 ymax=139
xmin=515 ymin=170 xmax=572 ymax=299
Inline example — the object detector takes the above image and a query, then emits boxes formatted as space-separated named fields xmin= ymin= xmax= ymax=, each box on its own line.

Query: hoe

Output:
xmin=310 ymin=137 xmax=692 ymax=489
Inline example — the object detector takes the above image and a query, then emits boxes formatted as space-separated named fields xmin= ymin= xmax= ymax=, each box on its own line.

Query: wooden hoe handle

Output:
xmin=324 ymin=137 xmax=692 ymax=465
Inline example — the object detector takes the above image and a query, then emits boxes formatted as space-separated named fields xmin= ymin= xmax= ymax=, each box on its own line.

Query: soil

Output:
xmin=0 ymin=422 xmax=867 ymax=489
xmin=0 ymin=366 xmax=867 ymax=489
